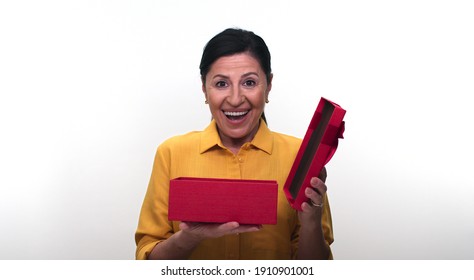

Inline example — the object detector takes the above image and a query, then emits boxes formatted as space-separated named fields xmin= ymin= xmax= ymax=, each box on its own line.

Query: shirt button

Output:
xmin=238 ymin=157 xmax=243 ymax=162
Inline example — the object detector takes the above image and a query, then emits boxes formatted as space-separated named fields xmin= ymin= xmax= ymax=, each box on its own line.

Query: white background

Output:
xmin=1 ymin=0 xmax=473 ymax=259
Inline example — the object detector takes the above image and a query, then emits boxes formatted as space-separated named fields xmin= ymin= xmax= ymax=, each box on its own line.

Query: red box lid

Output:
xmin=283 ymin=97 xmax=346 ymax=211
xmin=169 ymin=177 xmax=278 ymax=225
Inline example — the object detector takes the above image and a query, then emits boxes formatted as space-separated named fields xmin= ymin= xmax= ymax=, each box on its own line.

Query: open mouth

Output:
xmin=223 ymin=110 xmax=250 ymax=121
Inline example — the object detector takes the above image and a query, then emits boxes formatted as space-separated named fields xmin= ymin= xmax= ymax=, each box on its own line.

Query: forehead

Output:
xmin=208 ymin=53 xmax=263 ymax=74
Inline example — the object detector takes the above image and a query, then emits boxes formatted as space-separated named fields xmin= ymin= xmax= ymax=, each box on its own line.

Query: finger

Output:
xmin=305 ymin=187 xmax=322 ymax=202
xmin=300 ymin=201 xmax=314 ymax=213
xmin=218 ymin=222 xmax=262 ymax=235
xmin=217 ymin=222 xmax=240 ymax=233
xmin=235 ymin=224 xmax=262 ymax=233
xmin=305 ymin=188 xmax=324 ymax=210
xmin=179 ymin=221 xmax=195 ymax=231
xmin=310 ymin=177 xmax=327 ymax=195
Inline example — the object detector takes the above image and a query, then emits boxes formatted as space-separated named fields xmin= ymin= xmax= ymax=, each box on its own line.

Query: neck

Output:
xmin=218 ymin=122 xmax=260 ymax=155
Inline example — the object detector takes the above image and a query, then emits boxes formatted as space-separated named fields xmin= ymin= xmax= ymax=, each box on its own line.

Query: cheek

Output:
xmin=207 ymin=95 xmax=224 ymax=111
xmin=248 ymin=90 xmax=267 ymax=107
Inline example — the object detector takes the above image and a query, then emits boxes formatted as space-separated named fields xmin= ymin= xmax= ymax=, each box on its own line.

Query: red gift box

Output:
xmin=168 ymin=177 xmax=278 ymax=225
xmin=283 ymin=97 xmax=346 ymax=211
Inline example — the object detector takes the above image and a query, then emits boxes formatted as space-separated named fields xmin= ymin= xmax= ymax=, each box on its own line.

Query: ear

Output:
xmin=202 ymin=81 xmax=208 ymax=102
xmin=265 ymin=73 xmax=273 ymax=99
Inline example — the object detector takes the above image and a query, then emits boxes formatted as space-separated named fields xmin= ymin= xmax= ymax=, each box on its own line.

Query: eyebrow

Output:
xmin=211 ymin=72 xmax=260 ymax=80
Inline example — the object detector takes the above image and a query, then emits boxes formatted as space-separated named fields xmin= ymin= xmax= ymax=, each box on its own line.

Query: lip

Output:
xmin=222 ymin=110 xmax=250 ymax=116
xmin=221 ymin=109 xmax=251 ymax=124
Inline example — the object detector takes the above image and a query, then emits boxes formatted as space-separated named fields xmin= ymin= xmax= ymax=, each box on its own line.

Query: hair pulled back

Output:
xmin=200 ymin=28 xmax=272 ymax=123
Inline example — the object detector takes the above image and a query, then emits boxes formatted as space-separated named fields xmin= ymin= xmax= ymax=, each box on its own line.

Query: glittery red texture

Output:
xmin=283 ymin=97 xmax=346 ymax=211
xmin=168 ymin=177 xmax=278 ymax=225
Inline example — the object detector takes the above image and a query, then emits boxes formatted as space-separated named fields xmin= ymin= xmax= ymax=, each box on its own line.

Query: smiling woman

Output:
xmin=135 ymin=28 xmax=334 ymax=260
xmin=203 ymin=53 xmax=271 ymax=154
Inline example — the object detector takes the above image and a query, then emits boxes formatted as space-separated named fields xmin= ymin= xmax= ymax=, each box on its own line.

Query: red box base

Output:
xmin=169 ymin=177 xmax=278 ymax=225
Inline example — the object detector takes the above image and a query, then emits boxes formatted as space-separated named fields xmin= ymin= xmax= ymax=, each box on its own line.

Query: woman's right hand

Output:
xmin=148 ymin=222 xmax=261 ymax=259
xmin=179 ymin=221 xmax=261 ymax=240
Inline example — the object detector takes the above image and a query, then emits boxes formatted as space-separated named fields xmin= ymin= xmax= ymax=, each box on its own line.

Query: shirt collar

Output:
xmin=200 ymin=119 xmax=273 ymax=155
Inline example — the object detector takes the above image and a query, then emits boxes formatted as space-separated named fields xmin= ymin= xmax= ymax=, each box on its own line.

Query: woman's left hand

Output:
xmin=298 ymin=177 xmax=327 ymax=226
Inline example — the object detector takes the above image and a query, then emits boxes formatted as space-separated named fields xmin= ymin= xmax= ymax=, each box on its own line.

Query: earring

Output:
xmin=265 ymin=98 xmax=270 ymax=103
xmin=205 ymin=100 xmax=209 ymax=104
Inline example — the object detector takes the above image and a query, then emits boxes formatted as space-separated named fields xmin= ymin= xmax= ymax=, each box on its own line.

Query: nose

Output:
xmin=226 ymin=85 xmax=245 ymax=106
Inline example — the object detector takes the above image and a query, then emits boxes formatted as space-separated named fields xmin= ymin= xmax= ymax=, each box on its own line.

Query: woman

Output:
xmin=135 ymin=28 xmax=333 ymax=259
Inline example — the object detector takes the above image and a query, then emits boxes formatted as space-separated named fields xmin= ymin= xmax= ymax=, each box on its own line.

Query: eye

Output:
xmin=215 ymin=81 xmax=228 ymax=88
xmin=243 ymin=80 xmax=256 ymax=87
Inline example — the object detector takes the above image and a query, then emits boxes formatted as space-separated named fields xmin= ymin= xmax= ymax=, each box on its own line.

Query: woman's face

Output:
xmin=202 ymin=52 xmax=272 ymax=148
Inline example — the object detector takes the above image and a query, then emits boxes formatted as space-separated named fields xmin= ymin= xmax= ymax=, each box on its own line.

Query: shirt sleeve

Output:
xmin=135 ymin=144 xmax=174 ymax=260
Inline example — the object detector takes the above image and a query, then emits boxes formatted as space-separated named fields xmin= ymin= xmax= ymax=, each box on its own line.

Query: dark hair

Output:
xmin=200 ymin=28 xmax=272 ymax=123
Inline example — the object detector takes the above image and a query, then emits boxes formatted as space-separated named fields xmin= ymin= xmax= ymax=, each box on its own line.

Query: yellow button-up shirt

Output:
xmin=135 ymin=120 xmax=333 ymax=259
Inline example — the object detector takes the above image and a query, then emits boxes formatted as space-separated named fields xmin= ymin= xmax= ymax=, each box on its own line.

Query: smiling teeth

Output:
xmin=224 ymin=111 xmax=249 ymax=116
